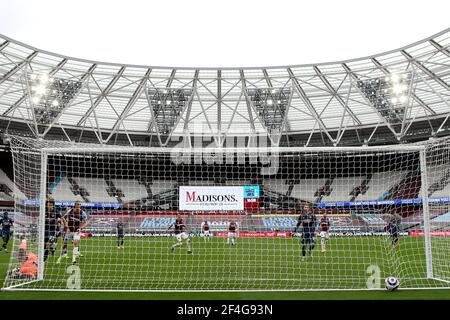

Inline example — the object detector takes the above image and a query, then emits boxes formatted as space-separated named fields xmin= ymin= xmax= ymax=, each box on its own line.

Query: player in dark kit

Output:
xmin=386 ymin=213 xmax=401 ymax=250
xmin=117 ymin=220 xmax=125 ymax=249
xmin=0 ymin=212 xmax=14 ymax=253
xmin=44 ymin=199 xmax=61 ymax=261
xmin=167 ymin=214 xmax=192 ymax=253
xmin=57 ymin=201 xmax=86 ymax=264
xmin=293 ymin=203 xmax=317 ymax=260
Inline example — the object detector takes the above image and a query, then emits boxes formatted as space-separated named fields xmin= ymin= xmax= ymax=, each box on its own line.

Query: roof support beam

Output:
xmin=183 ymin=70 xmax=199 ymax=132
xmin=313 ymin=66 xmax=362 ymax=125
xmin=287 ymin=67 xmax=335 ymax=144
xmin=0 ymin=41 xmax=9 ymax=52
xmin=429 ymin=39 xmax=450 ymax=58
xmin=217 ymin=69 xmax=222 ymax=145
xmin=77 ymin=66 xmax=125 ymax=126
xmin=106 ymin=68 xmax=152 ymax=143
xmin=0 ymin=51 xmax=38 ymax=86
xmin=239 ymin=70 xmax=256 ymax=135
xmin=371 ymin=57 xmax=436 ymax=116
xmin=401 ymin=50 xmax=449 ymax=91
xmin=166 ymin=69 xmax=176 ymax=88
xmin=262 ymin=69 xmax=273 ymax=88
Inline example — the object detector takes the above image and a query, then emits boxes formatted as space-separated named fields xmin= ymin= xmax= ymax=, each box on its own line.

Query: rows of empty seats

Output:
xmin=150 ymin=180 xmax=176 ymax=195
xmin=355 ymin=171 xmax=406 ymax=201
xmin=112 ymin=179 xmax=147 ymax=202
xmin=431 ymin=184 xmax=450 ymax=198
xmin=48 ymin=168 xmax=448 ymax=204
xmin=291 ymin=179 xmax=327 ymax=202
xmin=0 ymin=168 xmax=26 ymax=200
xmin=187 ymin=180 xmax=216 ymax=186
xmin=322 ymin=177 xmax=365 ymax=202
xmin=421 ymin=164 xmax=450 ymax=198
xmin=264 ymin=179 xmax=289 ymax=195
xmin=50 ymin=178 xmax=84 ymax=202
xmin=74 ymin=178 xmax=113 ymax=202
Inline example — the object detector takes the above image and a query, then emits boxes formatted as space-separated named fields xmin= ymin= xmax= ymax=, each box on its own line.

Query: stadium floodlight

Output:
xmin=392 ymin=84 xmax=404 ymax=94
xmin=2 ymin=136 xmax=450 ymax=291
xmin=26 ymin=73 xmax=83 ymax=124
xmin=148 ymin=88 xmax=193 ymax=136
xmin=35 ymin=85 xmax=46 ymax=95
xmin=246 ymin=87 xmax=292 ymax=135
xmin=356 ymin=74 xmax=411 ymax=124
xmin=39 ymin=74 xmax=49 ymax=84
xmin=390 ymin=74 xmax=400 ymax=83
xmin=399 ymin=95 xmax=407 ymax=104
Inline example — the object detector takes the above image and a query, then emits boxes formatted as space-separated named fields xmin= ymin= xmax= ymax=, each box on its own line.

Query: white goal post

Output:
xmin=2 ymin=136 xmax=449 ymax=291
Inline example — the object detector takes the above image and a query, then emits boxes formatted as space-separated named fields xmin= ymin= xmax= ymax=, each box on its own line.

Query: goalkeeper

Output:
xmin=293 ymin=203 xmax=317 ymax=260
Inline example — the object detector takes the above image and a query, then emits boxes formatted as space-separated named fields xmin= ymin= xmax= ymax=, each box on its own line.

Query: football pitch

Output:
xmin=0 ymin=236 xmax=449 ymax=300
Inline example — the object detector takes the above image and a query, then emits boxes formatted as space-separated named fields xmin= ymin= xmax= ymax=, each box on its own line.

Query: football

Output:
xmin=385 ymin=277 xmax=400 ymax=291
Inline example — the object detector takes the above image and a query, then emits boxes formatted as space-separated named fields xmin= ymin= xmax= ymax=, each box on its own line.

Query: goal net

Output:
xmin=2 ymin=136 xmax=449 ymax=291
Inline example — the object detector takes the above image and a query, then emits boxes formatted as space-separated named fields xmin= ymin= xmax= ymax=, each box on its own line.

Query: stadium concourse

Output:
xmin=0 ymin=28 xmax=449 ymax=294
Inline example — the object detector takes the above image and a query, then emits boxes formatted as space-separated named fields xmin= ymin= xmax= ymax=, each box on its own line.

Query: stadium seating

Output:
xmin=0 ymin=168 xmax=26 ymax=200
xmin=322 ymin=177 xmax=365 ymax=202
xmin=355 ymin=171 xmax=406 ymax=201
xmin=150 ymin=180 xmax=176 ymax=195
xmin=290 ymin=179 xmax=327 ymax=202
xmin=112 ymin=179 xmax=148 ymax=202
xmin=76 ymin=178 xmax=117 ymax=203
xmin=41 ymin=167 xmax=450 ymax=204
xmin=263 ymin=179 xmax=289 ymax=196
xmin=50 ymin=178 xmax=84 ymax=202
xmin=425 ymin=165 xmax=450 ymax=198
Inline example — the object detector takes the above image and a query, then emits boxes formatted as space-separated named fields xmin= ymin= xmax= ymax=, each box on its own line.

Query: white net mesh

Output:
xmin=2 ymin=136 xmax=449 ymax=291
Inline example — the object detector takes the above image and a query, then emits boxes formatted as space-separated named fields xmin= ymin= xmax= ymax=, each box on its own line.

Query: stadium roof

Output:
xmin=0 ymin=28 xmax=449 ymax=147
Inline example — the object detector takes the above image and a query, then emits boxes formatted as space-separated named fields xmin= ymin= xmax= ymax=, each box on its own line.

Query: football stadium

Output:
xmin=0 ymin=22 xmax=449 ymax=300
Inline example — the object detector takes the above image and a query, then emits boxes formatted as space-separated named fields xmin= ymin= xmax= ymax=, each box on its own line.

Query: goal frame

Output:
xmin=3 ymin=141 xmax=450 ymax=292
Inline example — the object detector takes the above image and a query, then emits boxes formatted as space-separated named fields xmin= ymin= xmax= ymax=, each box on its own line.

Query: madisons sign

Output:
xmin=179 ymin=186 xmax=244 ymax=211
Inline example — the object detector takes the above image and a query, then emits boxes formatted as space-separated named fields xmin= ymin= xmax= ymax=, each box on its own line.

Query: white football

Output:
xmin=385 ymin=276 xmax=400 ymax=291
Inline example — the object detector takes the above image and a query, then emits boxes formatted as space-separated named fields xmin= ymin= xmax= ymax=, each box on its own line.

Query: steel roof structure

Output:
xmin=0 ymin=28 xmax=449 ymax=147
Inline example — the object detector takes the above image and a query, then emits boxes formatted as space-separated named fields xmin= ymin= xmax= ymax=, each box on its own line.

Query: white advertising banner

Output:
xmin=179 ymin=186 xmax=244 ymax=211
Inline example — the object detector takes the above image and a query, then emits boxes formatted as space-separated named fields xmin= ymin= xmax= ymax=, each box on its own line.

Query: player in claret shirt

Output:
xmin=167 ymin=214 xmax=192 ymax=254
xmin=57 ymin=201 xmax=87 ymax=265
xmin=293 ymin=203 xmax=317 ymax=260
xmin=201 ymin=221 xmax=211 ymax=242
xmin=319 ymin=213 xmax=330 ymax=253
xmin=227 ymin=221 xmax=238 ymax=246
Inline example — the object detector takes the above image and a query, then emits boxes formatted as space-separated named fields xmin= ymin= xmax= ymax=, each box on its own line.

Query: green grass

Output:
xmin=0 ymin=236 xmax=449 ymax=299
